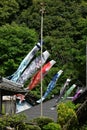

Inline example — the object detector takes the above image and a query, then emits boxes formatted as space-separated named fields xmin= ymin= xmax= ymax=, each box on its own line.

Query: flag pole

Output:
xmin=40 ymin=3 xmax=45 ymax=116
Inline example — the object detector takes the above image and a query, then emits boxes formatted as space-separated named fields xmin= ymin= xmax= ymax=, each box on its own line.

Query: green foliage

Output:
xmin=0 ymin=116 xmax=9 ymax=129
xmin=62 ymin=101 xmax=79 ymax=110
xmin=18 ymin=0 xmax=86 ymax=86
xmin=31 ymin=116 xmax=54 ymax=129
xmin=0 ymin=114 xmax=41 ymax=130
xmin=0 ymin=114 xmax=26 ymax=129
xmin=17 ymin=0 xmax=33 ymax=10
xmin=57 ymin=102 xmax=78 ymax=129
xmin=17 ymin=123 xmax=41 ymax=130
xmin=0 ymin=23 xmax=38 ymax=76
xmin=0 ymin=0 xmax=19 ymax=25
xmin=43 ymin=122 xmax=61 ymax=130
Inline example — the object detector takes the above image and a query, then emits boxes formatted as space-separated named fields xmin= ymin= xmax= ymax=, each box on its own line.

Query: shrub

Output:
xmin=0 ymin=114 xmax=26 ymax=129
xmin=64 ymin=101 xmax=80 ymax=110
xmin=43 ymin=122 xmax=62 ymax=130
xmin=0 ymin=115 xmax=9 ymax=130
xmin=17 ymin=123 xmax=41 ymax=130
xmin=31 ymin=116 xmax=54 ymax=129
xmin=0 ymin=114 xmax=41 ymax=130
xmin=57 ymin=102 xmax=78 ymax=129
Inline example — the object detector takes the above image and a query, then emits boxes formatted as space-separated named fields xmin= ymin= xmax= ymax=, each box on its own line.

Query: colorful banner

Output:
xmin=16 ymin=101 xmax=32 ymax=113
xmin=72 ymin=89 xmax=83 ymax=101
xmin=26 ymin=60 xmax=56 ymax=90
xmin=17 ymin=50 xmax=50 ymax=84
xmin=10 ymin=42 xmax=43 ymax=83
xmin=36 ymin=70 xmax=63 ymax=103
xmin=61 ymin=84 xmax=76 ymax=101
xmin=16 ymin=94 xmax=25 ymax=104
xmin=56 ymin=78 xmax=71 ymax=103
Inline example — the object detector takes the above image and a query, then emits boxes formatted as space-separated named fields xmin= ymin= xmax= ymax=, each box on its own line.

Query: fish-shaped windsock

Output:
xmin=61 ymin=84 xmax=76 ymax=101
xmin=72 ymin=89 xmax=83 ymax=101
xmin=56 ymin=78 xmax=71 ymax=103
xmin=9 ymin=42 xmax=44 ymax=83
xmin=16 ymin=94 xmax=25 ymax=104
xmin=26 ymin=60 xmax=56 ymax=90
xmin=36 ymin=70 xmax=63 ymax=103
xmin=17 ymin=50 xmax=50 ymax=84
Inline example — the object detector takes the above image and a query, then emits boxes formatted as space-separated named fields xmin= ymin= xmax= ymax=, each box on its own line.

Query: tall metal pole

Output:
xmin=40 ymin=3 xmax=45 ymax=116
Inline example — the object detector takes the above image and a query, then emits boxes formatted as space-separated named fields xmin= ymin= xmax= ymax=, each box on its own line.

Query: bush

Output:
xmin=0 ymin=114 xmax=26 ymax=129
xmin=17 ymin=123 xmax=41 ymax=130
xmin=43 ymin=122 xmax=61 ymax=130
xmin=0 ymin=115 xmax=9 ymax=130
xmin=57 ymin=102 xmax=78 ymax=129
xmin=31 ymin=116 xmax=54 ymax=129
xmin=0 ymin=114 xmax=41 ymax=130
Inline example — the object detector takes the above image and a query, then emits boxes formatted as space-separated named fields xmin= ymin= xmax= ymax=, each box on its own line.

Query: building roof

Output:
xmin=19 ymin=97 xmax=58 ymax=122
xmin=0 ymin=76 xmax=28 ymax=95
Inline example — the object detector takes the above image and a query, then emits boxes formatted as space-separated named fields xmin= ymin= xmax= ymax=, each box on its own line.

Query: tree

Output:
xmin=0 ymin=0 xmax=19 ymax=25
xmin=0 ymin=23 xmax=38 ymax=76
